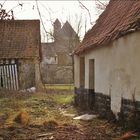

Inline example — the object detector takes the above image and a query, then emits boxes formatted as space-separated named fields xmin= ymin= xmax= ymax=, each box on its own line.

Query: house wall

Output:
xmin=74 ymin=31 xmax=140 ymax=118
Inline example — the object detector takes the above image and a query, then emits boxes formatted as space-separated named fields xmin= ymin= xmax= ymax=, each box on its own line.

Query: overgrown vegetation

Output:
xmin=0 ymin=91 xmax=137 ymax=140
xmin=51 ymin=94 xmax=74 ymax=105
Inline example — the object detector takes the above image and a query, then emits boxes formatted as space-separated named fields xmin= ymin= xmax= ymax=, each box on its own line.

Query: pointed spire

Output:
xmin=53 ymin=18 xmax=61 ymax=29
xmin=53 ymin=19 xmax=61 ymax=39
xmin=61 ymin=21 xmax=77 ymax=38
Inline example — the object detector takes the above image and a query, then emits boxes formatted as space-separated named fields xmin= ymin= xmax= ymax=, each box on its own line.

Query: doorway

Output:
xmin=79 ymin=57 xmax=85 ymax=88
xmin=89 ymin=59 xmax=95 ymax=90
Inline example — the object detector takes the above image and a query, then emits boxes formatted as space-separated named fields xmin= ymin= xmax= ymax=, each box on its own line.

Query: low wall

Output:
xmin=75 ymin=87 xmax=140 ymax=121
xmin=74 ymin=87 xmax=95 ymax=110
xmin=40 ymin=64 xmax=73 ymax=84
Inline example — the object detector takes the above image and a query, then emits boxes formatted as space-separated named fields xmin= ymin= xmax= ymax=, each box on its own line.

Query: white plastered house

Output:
xmin=74 ymin=0 xmax=140 ymax=119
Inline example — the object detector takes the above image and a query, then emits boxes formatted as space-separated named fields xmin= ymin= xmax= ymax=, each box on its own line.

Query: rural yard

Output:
xmin=0 ymin=87 xmax=138 ymax=140
xmin=1 ymin=0 xmax=140 ymax=140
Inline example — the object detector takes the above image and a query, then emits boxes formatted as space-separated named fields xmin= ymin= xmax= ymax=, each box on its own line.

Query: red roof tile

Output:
xmin=0 ymin=20 xmax=41 ymax=59
xmin=75 ymin=0 xmax=140 ymax=54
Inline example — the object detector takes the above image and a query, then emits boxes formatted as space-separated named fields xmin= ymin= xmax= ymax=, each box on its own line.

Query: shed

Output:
xmin=0 ymin=20 xmax=42 ymax=91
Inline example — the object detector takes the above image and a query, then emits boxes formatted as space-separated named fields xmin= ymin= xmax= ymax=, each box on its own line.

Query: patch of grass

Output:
xmin=52 ymin=94 xmax=74 ymax=105
xmin=131 ymin=137 xmax=140 ymax=140
xmin=45 ymin=84 xmax=74 ymax=90
xmin=0 ymin=92 xmax=76 ymax=127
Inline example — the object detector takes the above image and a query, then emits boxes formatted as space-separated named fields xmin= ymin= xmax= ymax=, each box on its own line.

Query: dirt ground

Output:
xmin=0 ymin=91 xmax=138 ymax=140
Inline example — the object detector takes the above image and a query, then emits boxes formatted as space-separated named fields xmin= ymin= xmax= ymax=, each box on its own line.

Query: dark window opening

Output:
xmin=80 ymin=57 xmax=85 ymax=88
xmin=89 ymin=59 xmax=95 ymax=90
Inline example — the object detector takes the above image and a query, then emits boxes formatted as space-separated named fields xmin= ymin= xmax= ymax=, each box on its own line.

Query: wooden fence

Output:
xmin=0 ymin=59 xmax=19 ymax=90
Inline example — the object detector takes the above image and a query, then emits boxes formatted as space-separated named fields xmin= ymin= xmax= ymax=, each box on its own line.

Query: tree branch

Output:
xmin=78 ymin=0 xmax=94 ymax=25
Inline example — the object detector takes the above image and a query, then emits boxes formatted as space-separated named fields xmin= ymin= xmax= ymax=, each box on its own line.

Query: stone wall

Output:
xmin=75 ymin=88 xmax=111 ymax=118
xmin=41 ymin=63 xmax=73 ymax=84
xmin=74 ymin=87 xmax=95 ymax=110
xmin=94 ymin=93 xmax=111 ymax=118
xmin=41 ymin=20 xmax=79 ymax=84
xmin=121 ymin=98 xmax=140 ymax=117
xmin=41 ymin=42 xmax=74 ymax=84
xmin=75 ymin=87 xmax=140 ymax=124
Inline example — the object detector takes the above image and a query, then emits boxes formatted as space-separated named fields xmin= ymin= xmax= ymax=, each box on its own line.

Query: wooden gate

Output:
xmin=0 ymin=59 xmax=19 ymax=90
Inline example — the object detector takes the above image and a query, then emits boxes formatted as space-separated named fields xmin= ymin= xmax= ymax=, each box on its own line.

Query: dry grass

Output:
xmin=14 ymin=110 xmax=30 ymax=126
xmin=0 ymin=91 xmax=135 ymax=140
xmin=0 ymin=92 xmax=75 ymax=127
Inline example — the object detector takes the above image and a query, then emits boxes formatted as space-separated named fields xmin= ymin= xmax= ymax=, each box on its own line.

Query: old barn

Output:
xmin=0 ymin=20 xmax=42 ymax=91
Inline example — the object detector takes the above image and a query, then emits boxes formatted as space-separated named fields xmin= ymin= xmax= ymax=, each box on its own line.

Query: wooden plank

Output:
xmin=5 ymin=65 xmax=10 ymax=89
xmin=0 ymin=59 xmax=19 ymax=90
xmin=11 ymin=64 xmax=16 ymax=90
xmin=4 ymin=65 xmax=8 ymax=89
xmin=8 ymin=64 xmax=12 ymax=90
xmin=14 ymin=64 xmax=19 ymax=90
xmin=9 ymin=65 xmax=14 ymax=90
xmin=0 ymin=65 xmax=3 ymax=89
xmin=2 ymin=65 xmax=6 ymax=89
xmin=1 ymin=66 xmax=4 ymax=88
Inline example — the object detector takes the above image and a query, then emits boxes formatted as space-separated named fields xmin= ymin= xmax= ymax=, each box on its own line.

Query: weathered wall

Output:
xmin=74 ymin=31 xmax=140 ymax=117
xmin=41 ymin=63 xmax=73 ymax=84
xmin=18 ymin=59 xmax=35 ymax=89
xmin=0 ymin=20 xmax=42 ymax=91
xmin=41 ymin=42 xmax=74 ymax=84
xmin=41 ymin=20 xmax=80 ymax=84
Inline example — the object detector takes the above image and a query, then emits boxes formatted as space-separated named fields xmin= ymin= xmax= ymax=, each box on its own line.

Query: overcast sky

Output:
xmin=1 ymin=1 xmax=101 ymax=41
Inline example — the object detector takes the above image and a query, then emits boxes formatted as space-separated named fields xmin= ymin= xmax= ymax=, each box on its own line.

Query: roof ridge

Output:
xmin=75 ymin=0 xmax=140 ymax=54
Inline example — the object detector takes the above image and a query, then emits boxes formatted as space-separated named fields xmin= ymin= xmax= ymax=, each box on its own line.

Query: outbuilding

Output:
xmin=0 ymin=20 xmax=42 ymax=91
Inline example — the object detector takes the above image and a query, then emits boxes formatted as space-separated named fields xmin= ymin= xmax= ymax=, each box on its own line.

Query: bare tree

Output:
xmin=0 ymin=1 xmax=24 ymax=20
xmin=95 ymin=0 xmax=109 ymax=15
xmin=95 ymin=0 xmax=108 ymax=10
xmin=78 ymin=0 xmax=109 ymax=25
xmin=0 ymin=5 xmax=14 ymax=20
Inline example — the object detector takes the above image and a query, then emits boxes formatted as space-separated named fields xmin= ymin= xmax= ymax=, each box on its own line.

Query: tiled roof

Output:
xmin=75 ymin=0 xmax=140 ymax=54
xmin=0 ymin=20 xmax=41 ymax=59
